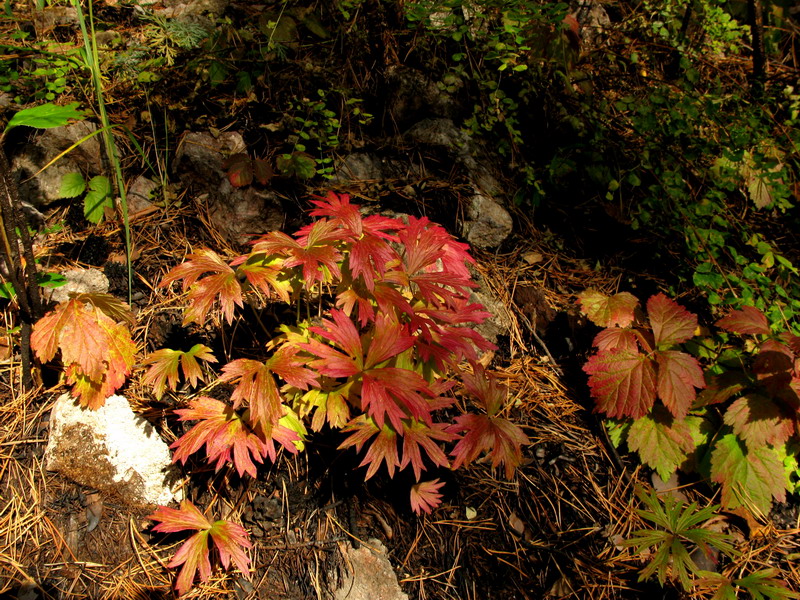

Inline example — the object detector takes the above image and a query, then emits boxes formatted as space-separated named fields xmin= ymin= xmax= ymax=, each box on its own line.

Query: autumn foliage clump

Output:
xmin=144 ymin=192 xmax=528 ymax=593
xmin=580 ymin=290 xmax=800 ymax=517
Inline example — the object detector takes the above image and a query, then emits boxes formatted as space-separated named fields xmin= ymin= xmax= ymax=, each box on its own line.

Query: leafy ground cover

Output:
xmin=1 ymin=1 xmax=800 ymax=599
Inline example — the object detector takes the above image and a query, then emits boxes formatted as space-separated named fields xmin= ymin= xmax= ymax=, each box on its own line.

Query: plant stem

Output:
xmin=73 ymin=0 xmax=133 ymax=303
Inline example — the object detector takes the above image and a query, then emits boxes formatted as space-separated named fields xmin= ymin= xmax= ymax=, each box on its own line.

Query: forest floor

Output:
xmin=1 ymin=1 xmax=800 ymax=599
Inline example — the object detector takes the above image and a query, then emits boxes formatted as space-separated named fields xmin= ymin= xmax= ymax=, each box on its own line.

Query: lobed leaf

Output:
xmin=716 ymin=305 xmax=771 ymax=336
xmin=655 ymin=350 xmax=705 ymax=420
xmin=578 ymin=289 xmax=638 ymax=328
xmin=160 ymin=250 xmax=242 ymax=325
xmin=584 ymin=348 xmax=657 ymax=419
xmin=647 ymin=293 xmax=698 ymax=347
xmin=627 ymin=408 xmax=697 ymax=482
xmin=710 ymin=434 xmax=786 ymax=516
xmin=723 ymin=395 xmax=794 ymax=450
xmin=410 ymin=479 xmax=446 ymax=515
xmin=447 ymin=413 xmax=529 ymax=479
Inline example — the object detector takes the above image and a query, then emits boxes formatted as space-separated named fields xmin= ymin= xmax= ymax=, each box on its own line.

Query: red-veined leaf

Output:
xmin=339 ymin=416 xmax=400 ymax=479
xmin=578 ymin=289 xmax=639 ymax=328
xmin=170 ymin=397 xmax=269 ymax=478
xmin=593 ymin=327 xmax=640 ymax=352
xmin=647 ymin=293 xmax=698 ymax=347
xmin=410 ymin=479 xmax=445 ymax=515
xmin=149 ymin=500 xmax=251 ymax=596
xmin=655 ymin=350 xmax=705 ymax=419
xmin=142 ymin=344 xmax=217 ymax=400
xmin=716 ymin=305 xmax=771 ymax=336
xmin=584 ymin=348 xmax=657 ymax=419
xmin=160 ymin=250 xmax=243 ymax=325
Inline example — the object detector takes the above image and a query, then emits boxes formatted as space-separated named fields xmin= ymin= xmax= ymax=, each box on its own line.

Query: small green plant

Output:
xmin=580 ymin=290 xmax=798 ymax=517
xmin=58 ymin=172 xmax=113 ymax=224
xmin=621 ymin=487 xmax=798 ymax=598
xmin=620 ymin=486 xmax=737 ymax=592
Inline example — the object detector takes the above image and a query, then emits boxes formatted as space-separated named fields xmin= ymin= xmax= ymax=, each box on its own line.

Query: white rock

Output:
xmin=45 ymin=393 xmax=181 ymax=507
xmin=46 ymin=268 xmax=109 ymax=304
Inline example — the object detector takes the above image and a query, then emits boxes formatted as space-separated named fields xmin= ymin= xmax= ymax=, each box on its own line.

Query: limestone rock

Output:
xmin=44 ymin=394 xmax=180 ymax=507
xmin=333 ymin=539 xmax=408 ymax=600
xmin=386 ymin=65 xmax=460 ymax=127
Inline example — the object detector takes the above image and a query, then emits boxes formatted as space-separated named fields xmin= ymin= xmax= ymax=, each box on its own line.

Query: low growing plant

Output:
xmin=580 ymin=290 xmax=798 ymax=517
xmin=621 ymin=486 xmax=797 ymax=598
xmin=144 ymin=192 xmax=528 ymax=593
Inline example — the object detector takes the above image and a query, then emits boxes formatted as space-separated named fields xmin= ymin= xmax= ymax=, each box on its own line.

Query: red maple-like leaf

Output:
xmin=31 ymin=297 xmax=136 ymax=409
xmin=149 ymin=499 xmax=251 ymax=596
xmin=160 ymin=250 xmax=243 ymax=325
xmin=221 ymin=347 xmax=317 ymax=434
xmin=655 ymin=350 xmax=705 ymax=420
xmin=232 ymin=253 xmax=292 ymax=303
xmin=716 ymin=305 xmax=771 ymax=336
xmin=447 ymin=412 xmax=529 ymax=478
xmin=171 ymin=397 xmax=276 ymax=478
xmin=647 ymin=293 xmax=698 ymax=347
xmin=410 ymin=479 xmax=446 ymax=515
xmin=142 ymin=344 xmax=217 ymax=400
xmin=399 ymin=419 xmax=453 ymax=480
xmin=339 ymin=415 xmax=400 ymax=479
xmin=583 ymin=348 xmax=657 ymax=419
xmin=578 ymin=289 xmax=639 ymax=328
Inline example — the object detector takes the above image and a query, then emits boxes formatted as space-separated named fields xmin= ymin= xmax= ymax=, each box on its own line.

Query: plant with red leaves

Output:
xmin=147 ymin=192 xmax=528 ymax=594
xmin=580 ymin=290 xmax=800 ymax=518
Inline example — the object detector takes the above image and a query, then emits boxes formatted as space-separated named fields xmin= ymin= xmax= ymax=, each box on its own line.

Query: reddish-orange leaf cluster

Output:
xmin=31 ymin=294 xmax=136 ymax=409
xmin=149 ymin=500 xmax=251 ymax=596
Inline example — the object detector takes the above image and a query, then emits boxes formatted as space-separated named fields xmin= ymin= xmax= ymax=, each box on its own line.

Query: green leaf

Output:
xmin=710 ymin=434 xmax=786 ymax=515
xmin=83 ymin=175 xmax=113 ymax=224
xmin=59 ymin=172 xmax=86 ymax=199
xmin=4 ymin=102 xmax=84 ymax=134
xmin=627 ymin=407 xmax=696 ymax=482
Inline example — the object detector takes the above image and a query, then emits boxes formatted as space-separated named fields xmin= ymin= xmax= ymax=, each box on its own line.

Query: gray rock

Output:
xmin=160 ymin=0 xmax=229 ymax=18
xmin=403 ymin=118 xmax=504 ymax=197
xmin=11 ymin=121 xmax=107 ymax=207
xmin=175 ymin=131 xmax=283 ymax=245
xmin=333 ymin=538 xmax=408 ymax=600
xmin=333 ymin=153 xmax=414 ymax=183
xmin=207 ymin=184 xmax=285 ymax=245
xmin=386 ymin=65 xmax=461 ymax=127
xmin=46 ymin=268 xmax=109 ymax=304
xmin=461 ymin=189 xmax=513 ymax=248
xmin=44 ymin=393 xmax=181 ymax=507
xmin=471 ymin=286 xmax=513 ymax=346
xmin=127 ymin=175 xmax=159 ymax=215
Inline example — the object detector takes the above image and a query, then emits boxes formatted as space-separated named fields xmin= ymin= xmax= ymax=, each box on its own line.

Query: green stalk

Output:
xmin=72 ymin=0 xmax=133 ymax=303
